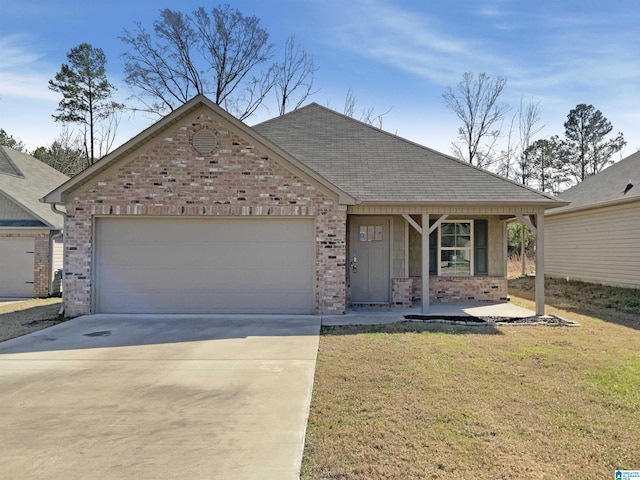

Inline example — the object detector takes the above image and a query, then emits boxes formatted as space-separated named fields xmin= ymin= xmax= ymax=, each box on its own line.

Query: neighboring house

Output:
xmin=0 ymin=146 xmax=69 ymax=297
xmin=43 ymin=95 xmax=564 ymax=317
xmin=546 ymin=151 xmax=640 ymax=289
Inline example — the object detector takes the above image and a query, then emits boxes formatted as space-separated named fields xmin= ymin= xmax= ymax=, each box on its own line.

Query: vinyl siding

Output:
xmin=0 ymin=192 xmax=37 ymax=220
xmin=545 ymin=201 xmax=640 ymax=288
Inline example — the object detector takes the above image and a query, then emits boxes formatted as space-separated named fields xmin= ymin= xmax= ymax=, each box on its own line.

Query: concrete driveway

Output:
xmin=0 ymin=314 xmax=320 ymax=480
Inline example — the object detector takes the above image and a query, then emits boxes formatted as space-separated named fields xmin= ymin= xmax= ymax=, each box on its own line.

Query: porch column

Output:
xmin=421 ymin=213 xmax=430 ymax=313
xmin=535 ymin=212 xmax=545 ymax=316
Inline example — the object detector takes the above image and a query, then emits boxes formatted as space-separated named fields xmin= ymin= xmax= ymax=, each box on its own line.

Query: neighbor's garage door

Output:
xmin=94 ymin=217 xmax=315 ymax=314
xmin=0 ymin=237 xmax=34 ymax=298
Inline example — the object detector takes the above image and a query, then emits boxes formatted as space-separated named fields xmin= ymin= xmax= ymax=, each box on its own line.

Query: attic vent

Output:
xmin=192 ymin=130 xmax=217 ymax=154
xmin=623 ymin=183 xmax=633 ymax=195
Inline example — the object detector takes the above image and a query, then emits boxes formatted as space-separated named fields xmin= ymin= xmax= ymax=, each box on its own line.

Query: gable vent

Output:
xmin=192 ymin=130 xmax=217 ymax=154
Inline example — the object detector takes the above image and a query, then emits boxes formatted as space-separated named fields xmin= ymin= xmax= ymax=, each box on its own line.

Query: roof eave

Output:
xmin=356 ymin=199 xmax=570 ymax=209
xmin=546 ymin=195 xmax=639 ymax=216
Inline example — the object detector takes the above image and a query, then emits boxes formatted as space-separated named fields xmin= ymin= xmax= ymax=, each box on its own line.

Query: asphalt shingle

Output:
xmin=550 ymin=150 xmax=640 ymax=213
xmin=254 ymin=103 xmax=559 ymax=205
xmin=0 ymin=146 xmax=69 ymax=228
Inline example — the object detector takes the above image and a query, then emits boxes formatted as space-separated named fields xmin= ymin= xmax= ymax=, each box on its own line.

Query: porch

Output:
xmin=322 ymin=299 xmax=536 ymax=326
xmin=346 ymin=207 xmax=547 ymax=316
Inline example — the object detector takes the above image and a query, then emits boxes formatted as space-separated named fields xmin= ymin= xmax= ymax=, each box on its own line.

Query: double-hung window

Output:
xmin=438 ymin=221 xmax=473 ymax=276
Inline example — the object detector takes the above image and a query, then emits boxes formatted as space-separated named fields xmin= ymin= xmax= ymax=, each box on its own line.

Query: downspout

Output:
xmin=49 ymin=204 xmax=68 ymax=316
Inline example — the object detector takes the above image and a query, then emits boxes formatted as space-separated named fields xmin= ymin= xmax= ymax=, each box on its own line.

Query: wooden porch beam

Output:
xmin=535 ymin=212 xmax=545 ymax=316
xmin=428 ymin=214 xmax=449 ymax=234
xmin=402 ymin=214 xmax=422 ymax=235
xmin=516 ymin=214 xmax=537 ymax=234
xmin=421 ymin=213 xmax=430 ymax=313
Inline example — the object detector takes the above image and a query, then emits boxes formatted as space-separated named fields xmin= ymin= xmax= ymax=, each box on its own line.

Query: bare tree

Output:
xmin=32 ymin=126 xmax=87 ymax=176
xmin=342 ymin=88 xmax=357 ymax=118
xmin=497 ymin=97 xmax=544 ymax=183
xmin=334 ymin=88 xmax=391 ymax=128
xmin=93 ymin=109 xmax=122 ymax=160
xmin=120 ymin=5 xmax=276 ymax=120
xmin=275 ymin=35 xmax=317 ymax=115
xmin=443 ymin=72 xmax=510 ymax=168
xmin=497 ymin=114 xmax=517 ymax=179
xmin=515 ymin=98 xmax=544 ymax=185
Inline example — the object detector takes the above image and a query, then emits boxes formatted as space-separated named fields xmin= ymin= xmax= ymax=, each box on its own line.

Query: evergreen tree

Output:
xmin=563 ymin=104 xmax=625 ymax=182
xmin=49 ymin=43 xmax=124 ymax=164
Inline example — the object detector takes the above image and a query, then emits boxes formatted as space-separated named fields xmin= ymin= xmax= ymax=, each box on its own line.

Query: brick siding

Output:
xmin=62 ymin=109 xmax=347 ymax=317
xmin=410 ymin=276 xmax=508 ymax=303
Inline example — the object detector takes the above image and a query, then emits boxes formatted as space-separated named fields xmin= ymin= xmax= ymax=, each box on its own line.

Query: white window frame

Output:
xmin=437 ymin=220 xmax=474 ymax=276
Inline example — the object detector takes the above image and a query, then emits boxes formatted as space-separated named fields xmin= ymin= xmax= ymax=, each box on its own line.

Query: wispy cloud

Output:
xmin=0 ymin=35 xmax=58 ymax=101
xmin=322 ymin=0 xmax=640 ymax=96
xmin=323 ymin=0 xmax=503 ymax=85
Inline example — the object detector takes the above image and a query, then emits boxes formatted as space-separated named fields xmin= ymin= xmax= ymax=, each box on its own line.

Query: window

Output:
xmin=438 ymin=221 xmax=473 ymax=276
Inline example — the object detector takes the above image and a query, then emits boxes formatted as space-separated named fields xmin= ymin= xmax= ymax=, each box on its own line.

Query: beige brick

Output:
xmin=62 ymin=112 xmax=347 ymax=316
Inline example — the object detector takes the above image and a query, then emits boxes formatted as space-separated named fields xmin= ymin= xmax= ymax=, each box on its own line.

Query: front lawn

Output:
xmin=301 ymin=280 xmax=640 ymax=479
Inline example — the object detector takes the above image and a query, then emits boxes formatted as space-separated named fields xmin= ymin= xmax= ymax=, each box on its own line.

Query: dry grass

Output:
xmin=0 ymin=298 xmax=64 ymax=342
xmin=507 ymin=253 xmax=535 ymax=279
xmin=302 ymin=280 xmax=640 ymax=479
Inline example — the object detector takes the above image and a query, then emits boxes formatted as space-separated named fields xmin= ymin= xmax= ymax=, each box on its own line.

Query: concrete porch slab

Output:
xmin=322 ymin=301 xmax=536 ymax=326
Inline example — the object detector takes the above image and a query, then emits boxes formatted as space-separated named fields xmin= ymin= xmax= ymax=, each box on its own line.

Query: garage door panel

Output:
xmin=99 ymin=241 xmax=313 ymax=268
xmin=0 ymin=237 xmax=35 ymax=298
xmin=95 ymin=218 xmax=315 ymax=314
xmin=98 ymin=265 xmax=314 ymax=289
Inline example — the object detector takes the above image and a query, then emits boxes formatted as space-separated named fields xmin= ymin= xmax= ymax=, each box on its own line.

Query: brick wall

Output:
xmin=392 ymin=277 xmax=413 ymax=307
xmin=0 ymin=231 xmax=52 ymax=297
xmin=62 ymin=108 xmax=347 ymax=317
xmin=33 ymin=234 xmax=52 ymax=297
xmin=411 ymin=276 xmax=508 ymax=303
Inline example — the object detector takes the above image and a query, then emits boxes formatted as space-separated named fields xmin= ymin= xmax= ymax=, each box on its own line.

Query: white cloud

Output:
xmin=0 ymin=35 xmax=58 ymax=101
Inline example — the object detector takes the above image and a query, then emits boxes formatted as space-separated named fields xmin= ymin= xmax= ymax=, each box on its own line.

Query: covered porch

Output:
xmin=346 ymin=204 xmax=548 ymax=316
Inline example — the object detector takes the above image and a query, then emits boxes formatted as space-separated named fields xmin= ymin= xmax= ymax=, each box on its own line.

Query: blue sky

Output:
xmin=1 ymin=0 xmax=639 ymax=159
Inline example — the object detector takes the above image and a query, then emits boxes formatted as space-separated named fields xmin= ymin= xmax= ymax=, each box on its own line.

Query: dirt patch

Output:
xmin=0 ymin=298 xmax=65 ymax=342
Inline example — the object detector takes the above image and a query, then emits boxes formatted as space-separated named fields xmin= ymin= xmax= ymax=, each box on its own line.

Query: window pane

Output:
xmin=456 ymin=223 xmax=471 ymax=235
xmin=440 ymin=249 xmax=471 ymax=276
xmin=441 ymin=223 xmax=455 ymax=235
xmin=441 ymin=235 xmax=455 ymax=247
xmin=455 ymin=236 xmax=471 ymax=247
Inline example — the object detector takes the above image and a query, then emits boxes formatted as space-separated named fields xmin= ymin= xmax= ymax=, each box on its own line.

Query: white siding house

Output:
xmin=545 ymin=151 xmax=640 ymax=289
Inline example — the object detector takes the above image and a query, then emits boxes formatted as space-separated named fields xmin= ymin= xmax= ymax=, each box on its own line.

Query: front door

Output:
xmin=348 ymin=216 xmax=390 ymax=304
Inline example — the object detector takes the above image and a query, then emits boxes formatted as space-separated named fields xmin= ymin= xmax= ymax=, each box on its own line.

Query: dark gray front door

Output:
xmin=349 ymin=217 xmax=390 ymax=303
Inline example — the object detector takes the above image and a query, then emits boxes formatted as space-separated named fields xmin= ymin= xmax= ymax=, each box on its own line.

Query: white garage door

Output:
xmin=94 ymin=217 xmax=315 ymax=314
xmin=0 ymin=237 xmax=34 ymax=298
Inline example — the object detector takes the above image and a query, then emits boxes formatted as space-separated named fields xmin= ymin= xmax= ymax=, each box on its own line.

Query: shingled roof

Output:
xmin=547 ymin=150 xmax=640 ymax=215
xmin=254 ymin=103 xmax=561 ymax=206
xmin=0 ymin=146 xmax=69 ymax=228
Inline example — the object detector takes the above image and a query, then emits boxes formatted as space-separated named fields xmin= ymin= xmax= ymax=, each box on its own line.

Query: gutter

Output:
xmin=48 ymin=203 xmax=67 ymax=316
xmin=545 ymin=195 xmax=639 ymax=216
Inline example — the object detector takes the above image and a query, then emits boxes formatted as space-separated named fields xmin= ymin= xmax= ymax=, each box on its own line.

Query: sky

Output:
xmin=1 ymin=0 xmax=639 ymax=161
